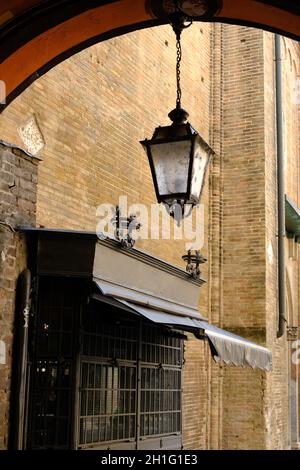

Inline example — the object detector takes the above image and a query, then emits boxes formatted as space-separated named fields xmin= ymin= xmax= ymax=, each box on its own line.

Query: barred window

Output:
xmin=79 ymin=304 xmax=183 ymax=448
xmin=79 ymin=363 xmax=136 ymax=444
xmin=29 ymin=278 xmax=81 ymax=449
xmin=28 ymin=279 xmax=183 ymax=450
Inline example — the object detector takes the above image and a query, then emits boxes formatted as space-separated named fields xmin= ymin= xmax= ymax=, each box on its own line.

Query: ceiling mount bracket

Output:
xmin=147 ymin=0 xmax=222 ymax=20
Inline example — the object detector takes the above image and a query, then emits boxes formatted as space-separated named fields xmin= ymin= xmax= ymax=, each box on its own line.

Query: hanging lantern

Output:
xmin=140 ymin=2 xmax=214 ymax=223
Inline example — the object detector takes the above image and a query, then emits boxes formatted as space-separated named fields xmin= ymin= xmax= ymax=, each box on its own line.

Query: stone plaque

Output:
xmin=18 ymin=115 xmax=45 ymax=155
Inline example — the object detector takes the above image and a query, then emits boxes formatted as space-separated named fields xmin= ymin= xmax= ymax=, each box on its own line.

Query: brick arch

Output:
xmin=1 ymin=0 xmax=300 ymax=112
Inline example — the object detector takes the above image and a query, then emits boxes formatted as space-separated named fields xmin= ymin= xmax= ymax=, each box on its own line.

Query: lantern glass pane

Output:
xmin=190 ymin=141 xmax=210 ymax=202
xmin=150 ymin=140 xmax=191 ymax=196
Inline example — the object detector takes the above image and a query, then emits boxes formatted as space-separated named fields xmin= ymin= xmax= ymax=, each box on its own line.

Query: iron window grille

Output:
xmin=78 ymin=302 xmax=183 ymax=448
xmin=28 ymin=278 xmax=81 ymax=449
xmin=27 ymin=279 xmax=183 ymax=450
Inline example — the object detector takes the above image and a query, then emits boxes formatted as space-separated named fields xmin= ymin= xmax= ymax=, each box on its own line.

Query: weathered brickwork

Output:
xmin=0 ymin=22 xmax=299 ymax=450
xmin=208 ymin=22 xmax=224 ymax=449
xmin=0 ymin=143 xmax=39 ymax=448
xmin=262 ymin=32 xmax=300 ymax=450
xmin=219 ymin=25 xmax=268 ymax=449
xmin=217 ymin=26 xmax=300 ymax=449
xmin=279 ymin=36 xmax=300 ymax=449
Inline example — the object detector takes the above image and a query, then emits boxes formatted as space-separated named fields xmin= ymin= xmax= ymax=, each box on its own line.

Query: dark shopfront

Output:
xmin=28 ymin=277 xmax=184 ymax=450
xmin=11 ymin=229 xmax=272 ymax=450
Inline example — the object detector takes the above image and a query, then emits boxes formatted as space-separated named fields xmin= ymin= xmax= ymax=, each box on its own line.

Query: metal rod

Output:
xmin=275 ymin=34 xmax=286 ymax=338
xmin=12 ymin=269 xmax=31 ymax=449
xmin=136 ymin=321 xmax=142 ymax=448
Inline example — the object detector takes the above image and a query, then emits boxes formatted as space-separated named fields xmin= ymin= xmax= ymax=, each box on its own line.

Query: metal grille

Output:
xmin=140 ymin=367 xmax=181 ymax=437
xmin=28 ymin=282 xmax=183 ymax=450
xmin=79 ymin=302 xmax=183 ymax=448
xmin=31 ymin=359 xmax=72 ymax=448
xmin=29 ymin=278 xmax=81 ymax=449
xmin=81 ymin=306 xmax=137 ymax=361
xmin=140 ymin=325 xmax=182 ymax=438
xmin=141 ymin=324 xmax=183 ymax=366
xmin=79 ymin=363 xmax=136 ymax=444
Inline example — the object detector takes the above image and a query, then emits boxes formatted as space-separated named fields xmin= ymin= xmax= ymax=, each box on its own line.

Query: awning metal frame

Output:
xmin=94 ymin=278 xmax=207 ymax=321
xmin=92 ymin=279 xmax=273 ymax=372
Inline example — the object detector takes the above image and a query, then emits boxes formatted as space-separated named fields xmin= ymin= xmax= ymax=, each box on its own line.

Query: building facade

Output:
xmin=0 ymin=22 xmax=299 ymax=449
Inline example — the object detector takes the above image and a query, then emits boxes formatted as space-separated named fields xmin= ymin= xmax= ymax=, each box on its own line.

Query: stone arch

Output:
xmin=1 ymin=0 xmax=300 ymax=111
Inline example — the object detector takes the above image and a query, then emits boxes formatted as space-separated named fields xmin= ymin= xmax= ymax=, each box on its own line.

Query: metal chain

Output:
xmin=176 ymin=31 xmax=182 ymax=108
xmin=171 ymin=0 xmax=192 ymax=109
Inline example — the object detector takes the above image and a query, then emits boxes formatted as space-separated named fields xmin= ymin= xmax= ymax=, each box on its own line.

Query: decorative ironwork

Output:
xmin=165 ymin=200 xmax=193 ymax=226
xmin=148 ymin=0 xmax=221 ymax=20
xmin=182 ymin=249 xmax=207 ymax=279
xmin=111 ymin=206 xmax=141 ymax=249
xmin=287 ymin=326 xmax=298 ymax=341
xmin=23 ymin=306 xmax=30 ymax=328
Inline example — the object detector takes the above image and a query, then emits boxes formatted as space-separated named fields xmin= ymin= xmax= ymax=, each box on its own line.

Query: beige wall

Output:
xmin=281 ymin=36 xmax=300 ymax=448
xmin=0 ymin=24 xmax=212 ymax=450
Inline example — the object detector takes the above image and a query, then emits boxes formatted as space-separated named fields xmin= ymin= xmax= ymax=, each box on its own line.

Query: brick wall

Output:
xmin=219 ymin=27 xmax=300 ymax=449
xmin=219 ymin=25 xmax=268 ymax=449
xmin=0 ymin=25 xmax=212 ymax=449
xmin=263 ymin=33 xmax=300 ymax=450
xmin=0 ymin=142 xmax=39 ymax=448
xmin=208 ymin=22 xmax=224 ymax=449
xmin=274 ymin=36 xmax=300 ymax=449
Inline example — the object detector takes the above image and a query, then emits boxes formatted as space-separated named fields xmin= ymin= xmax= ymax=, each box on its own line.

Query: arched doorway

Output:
xmin=1 ymin=0 xmax=300 ymax=111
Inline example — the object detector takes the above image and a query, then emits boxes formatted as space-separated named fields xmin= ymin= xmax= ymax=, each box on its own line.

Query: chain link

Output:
xmin=170 ymin=1 xmax=193 ymax=110
xmin=176 ymin=32 xmax=182 ymax=108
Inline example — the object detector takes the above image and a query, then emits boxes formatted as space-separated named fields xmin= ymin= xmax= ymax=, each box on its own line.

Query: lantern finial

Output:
xmin=168 ymin=106 xmax=189 ymax=125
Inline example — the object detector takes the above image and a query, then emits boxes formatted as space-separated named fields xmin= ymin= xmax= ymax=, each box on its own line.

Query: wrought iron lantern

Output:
xmin=140 ymin=1 xmax=214 ymax=222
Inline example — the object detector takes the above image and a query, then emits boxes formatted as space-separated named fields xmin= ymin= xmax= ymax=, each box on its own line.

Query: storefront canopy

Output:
xmin=19 ymin=227 xmax=272 ymax=373
xmin=93 ymin=279 xmax=272 ymax=372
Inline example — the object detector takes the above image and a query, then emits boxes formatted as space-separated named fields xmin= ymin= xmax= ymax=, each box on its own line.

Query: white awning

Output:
xmin=198 ymin=322 xmax=272 ymax=372
xmin=94 ymin=278 xmax=206 ymax=320
xmin=93 ymin=279 xmax=272 ymax=372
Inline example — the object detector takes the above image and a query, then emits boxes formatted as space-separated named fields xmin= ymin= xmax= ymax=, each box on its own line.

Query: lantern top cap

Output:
xmin=168 ymin=106 xmax=189 ymax=125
